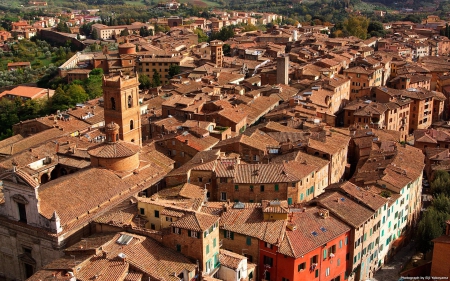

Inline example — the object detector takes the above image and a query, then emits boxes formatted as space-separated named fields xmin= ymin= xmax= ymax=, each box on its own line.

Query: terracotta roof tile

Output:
xmin=317 ymin=191 xmax=375 ymax=228
xmin=170 ymin=211 xmax=219 ymax=231
xmin=175 ymin=133 xmax=218 ymax=151
xmin=219 ymin=203 xmax=286 ymax=245
xmin=278 ymin=206 xmax=350 ymax=258
xmin=88 ymin=141 xmax=140 ymax=158
xmin=219 ymin=249 xmax=245 ymax=270
xmin=0 ymin=128 xmax=64 ymax=156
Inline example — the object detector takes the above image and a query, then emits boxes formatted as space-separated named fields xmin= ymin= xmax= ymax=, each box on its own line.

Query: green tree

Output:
xmin=223 ymin=43 xmax=231 ymax=56
xmin=417 ymin=204 xmax=450 ymax=255
xmin=84 ymin=68 xmax=104 ymax=99
xmin=50 ymin=87 xmax=72 ymax=111
xmin=120 ymin=29 xmax=130 ymax=36
xmin=56 ymin=21 xmax=70 ymax=33
xmin=209 ymin=26 xmax=235 ymax=42
xmin=168 ymin=64 xmax=181 ymax=78
xmin=194 ymin=28 xmax=208 ymax=43
xmin=368 ymin=21 xmax=385 ymax=37
xmin=138 ymin=73 xmax=151 ymax=89
xmin=0 ymin=99 xmax=19 ymax=140
xmin=241 ymin=24 xmax=258 ymax=32
xmin=431 ymin=170 xmax=450 ymax=197
xmin=152 ymin=69 xmax=161 ymax=87
xmin=92 ymin=29 xmax=99 ymax=40
xmin=66 ymin=84 xmax=88 ymax=105
xmin=343 ymin=16 xmax=369 ymax=39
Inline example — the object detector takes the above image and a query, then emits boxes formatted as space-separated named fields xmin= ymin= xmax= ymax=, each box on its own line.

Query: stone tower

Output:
xmin=102 ymin=73 xmax=142 ymax=147
xmin=277 ymin=54 xmax=289 ymax=85
xmin=210 ymin=40 xmax=223 ymax=68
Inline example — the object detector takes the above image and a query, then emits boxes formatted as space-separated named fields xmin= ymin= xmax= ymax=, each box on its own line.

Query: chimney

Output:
xmin=185 ymin=139 xmax=189 ymax=145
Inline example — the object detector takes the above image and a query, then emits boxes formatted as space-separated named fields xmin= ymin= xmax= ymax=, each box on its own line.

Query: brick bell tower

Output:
xmin=210 ymin=40 xmax=223 ymax=68
xmin=102 ymin=72 xmax=142 ymax=147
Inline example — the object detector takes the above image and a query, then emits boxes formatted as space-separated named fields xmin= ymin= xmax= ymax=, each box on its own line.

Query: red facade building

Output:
xmin=259 ymin=207 xmax=350 ymax=281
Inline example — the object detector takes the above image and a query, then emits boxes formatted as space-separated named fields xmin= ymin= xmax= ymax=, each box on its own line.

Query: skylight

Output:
xmin=116 ymin=234 xmax=133 ymax=245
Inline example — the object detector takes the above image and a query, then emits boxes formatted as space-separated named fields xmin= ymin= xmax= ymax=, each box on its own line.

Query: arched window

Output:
xmin=111 ymin=97 xmax=116 ymax=110
xmin=128 ymin=95 xmax=132 ymax=108
xmin=130 ymin=120 xmax=134 ymax=130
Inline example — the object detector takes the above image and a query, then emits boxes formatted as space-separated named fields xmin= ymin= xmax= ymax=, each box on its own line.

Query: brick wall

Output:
xmin=220 ymin=231 xmax=260 ymax=277
xmin=91 ymin=153 xmax=140 ymax=172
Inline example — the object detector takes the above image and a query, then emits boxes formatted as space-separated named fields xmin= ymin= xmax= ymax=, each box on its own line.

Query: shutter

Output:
xmin=188 ymin=230 xmax=191 ymax=237
xmin=172 ymin=227 xmax=175 ymax=233
xmin=223 ymin=230 xmax=227 ymax=238
xmin=246 ymin=236 xmax=251 ymax=245
xmin=230 ymin=231 xmax=234 ymax=240
xmin=198 ymin=232 xmax=201 ymax=239
xmin=288 ymin=197 xmax=293 ymax=205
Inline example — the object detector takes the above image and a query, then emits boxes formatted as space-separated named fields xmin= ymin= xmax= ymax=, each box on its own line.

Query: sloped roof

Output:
xmin=88 ymin=141 xmax=140 ymax=158
xmin=170 ymin=211 xmax=218 ymax=231
xmin=278 ymin=206 xmax=350 ymax=258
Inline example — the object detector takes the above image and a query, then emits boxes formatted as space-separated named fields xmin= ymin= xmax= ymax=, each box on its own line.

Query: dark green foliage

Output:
xmin=223 ymin=44 xmax=231 ymax=56
xmin=417 ymin=197 xmax=450 ymax=253
xmin=152 ymin=69 xmax=161 ymax=87
xmin=92 ymin=29 xmax=99 ymax=40
xmin=402 ymin=14 xmax=423 ymax=24
xmin=194 ymin=28 xmax=208 ymax=43
xmin=0 ymin=99 xmax=20 ymax=140
xmin=417 ymin=171 xmax=450 ymax=254
xmin=209 ymin=26 xmax=235 ymax=42
xmin=56 ymin=22 xmax=71 ymax=33
xmin=84 ymin=68 xmax=104 ymax=99
xmin=168 ymin=64 xmax=181 ymax=78
xmin=431 ymin=170 xmax=450 ymax=197
xmin=368 ymin=21 xmax=386 ymax=37
xmin=139 ymin=26 xmax=152 ymax=37
xmin=138 ymin=73 xmax=151 ymax=89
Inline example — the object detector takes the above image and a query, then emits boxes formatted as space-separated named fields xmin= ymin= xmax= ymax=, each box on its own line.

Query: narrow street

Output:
xmin=370 ymin=243 xmax=417 ymax=281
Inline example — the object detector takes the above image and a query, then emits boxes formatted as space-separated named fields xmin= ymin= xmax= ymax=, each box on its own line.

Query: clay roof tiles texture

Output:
xmin=318 ymin=191 xmax=375 ymax=228
xmin=334 ymin=181 xmax=388 ymax=211
xmin=219 ymin=204 xmax=286 ymax=245
xmin=170 ymin=211 xmax=218 ymax=232
xmin=219 ymin=249 xmax=245 ymax=270
xmin=278 ymin=206 xmax=350 ymax=258
xmin=88 ymin=141 xmax=140 ymax=158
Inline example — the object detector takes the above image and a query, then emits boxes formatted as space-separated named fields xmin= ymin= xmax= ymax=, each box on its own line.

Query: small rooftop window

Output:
xmin=116 ymin=234 xmax=133 ymax=245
